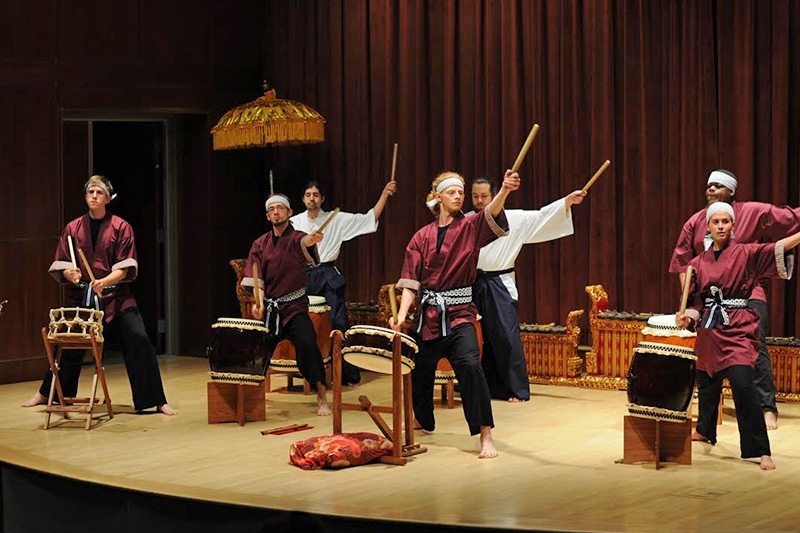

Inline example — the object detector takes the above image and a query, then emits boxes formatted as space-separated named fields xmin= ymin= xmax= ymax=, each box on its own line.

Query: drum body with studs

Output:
xmin=342 ymin=325 xmax=418 ymax=374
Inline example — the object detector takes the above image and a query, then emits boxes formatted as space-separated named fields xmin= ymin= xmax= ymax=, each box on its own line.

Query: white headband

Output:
xmin=435 ymin=176 xmax=465 ymax=194
xmin=706 ymin=201 xmax=735 ymax=223
xmin=84 ymin=177 xmax=117 ymax=200
xmin=265 ymin=195 xmax=290 ymax=210
xmin=707 ymin=171 xmax=737 ymax=194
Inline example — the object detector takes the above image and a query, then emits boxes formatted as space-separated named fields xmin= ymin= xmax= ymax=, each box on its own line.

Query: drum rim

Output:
xmin=342 ymin=346 xmax=415 ymax=371
xmin=633 ymin=341 xmax=697 ymax=360
xmin=626 ymin=402 xmax=690 ymax=423
xmin=209 ymin=371 xmax=265 ymax=385
xmin=212 ymin=318 xmax=269 ymax=332
xmin=344 ymin=325 xmax=419 ymax=353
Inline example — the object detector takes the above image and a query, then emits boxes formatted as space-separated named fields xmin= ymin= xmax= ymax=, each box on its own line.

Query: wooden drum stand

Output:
xmin=331 ymin=330 xmax=426 ymax=465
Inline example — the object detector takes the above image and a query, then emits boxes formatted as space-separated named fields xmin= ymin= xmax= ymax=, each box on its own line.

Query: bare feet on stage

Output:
xmin=478 ymin=426 xmax=498 ymax=459
xmin=507 ymin=397 xmax=527 ymax=403
xmin=764 ymin=411 xmax=778 ymax=430
xmin=316 ymin=396 xmax=332 ymax=417
xmin=21 ymin=392 xmax=47 ymax=407
xmin=158 ymin=404 xmax=178 ymax=416
xmin=315 ymin=382 xmax=331 ymax=416
xmin=691 ymin=429 xmax=712 ymax=443
xmin=760 ymin=455 xmax=776 ymax=471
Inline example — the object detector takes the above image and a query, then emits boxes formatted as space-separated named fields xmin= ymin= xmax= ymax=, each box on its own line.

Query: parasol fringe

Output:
xmin=212 ymin=120 xmax=325 ymax=150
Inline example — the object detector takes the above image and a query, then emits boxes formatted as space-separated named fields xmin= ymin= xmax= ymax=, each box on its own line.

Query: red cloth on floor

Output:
xmin=289 ymin=432 xmax=393 ymax=470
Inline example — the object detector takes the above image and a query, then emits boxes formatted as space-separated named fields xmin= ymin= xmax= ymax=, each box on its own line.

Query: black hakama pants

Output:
xmin=267 ymin=312 xmax=327 ymax=387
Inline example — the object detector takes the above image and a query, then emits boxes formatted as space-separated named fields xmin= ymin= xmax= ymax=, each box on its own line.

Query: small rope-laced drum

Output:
xmin=626 ymin=341 xmax=697 ymax=422
xmin=342 ymin=325 xmax=418 ymax=375
xmin=207 ymin=318 xmax=270 ymax=385
xmin=640 ymin=314 xmax=696 ymax=349
xmin=269 ymin=295 xmax=332 ymax=373
xmin=47 ymin=307 xmax=105 ymax=342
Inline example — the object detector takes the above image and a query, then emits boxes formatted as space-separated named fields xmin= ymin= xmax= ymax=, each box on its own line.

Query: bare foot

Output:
xmin=158 ymin=404 xmax=178 ymax=416
xmin=22 ymin=392 xmax=47 ymax=407
xmin=760 ymin=455 xmax=776 ymax=470
xmin=507 ymin=397 xmax=527 ymax=403
xmin=344 ymin=382 xmax=360 ymax=388
xmin=478 ymin=426 xmax=498 ymax=459
xmin=691 ymin=429 xmax=712 ymax=443
xmin=316 ymin=397 xmax=332 ymax=417
xmin=764 ymin=411 xmax=778 ymax=430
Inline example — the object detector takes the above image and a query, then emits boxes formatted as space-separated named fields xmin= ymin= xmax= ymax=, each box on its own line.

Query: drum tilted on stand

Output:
xmin=626 ymin=314 xmax=697 ymax=422
xmin=207 ymin=318 xmax=270 ymax=385
xmin=342 ymin=325 xmax=418 ymax=374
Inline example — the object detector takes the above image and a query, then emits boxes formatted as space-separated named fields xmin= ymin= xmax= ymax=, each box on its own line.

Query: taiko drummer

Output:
xmin=243 ymin=194 xmax=331 ymax=416
xmin=390 ymin=169 xmax=521 ymax=459
xmin=675 ymin=202 xmax=800 ymax=470
xmin=23 ymin=175 xmax=176 ymax=415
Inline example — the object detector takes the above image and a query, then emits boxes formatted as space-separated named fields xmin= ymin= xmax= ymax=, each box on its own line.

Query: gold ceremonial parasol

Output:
xmin=211 ymin=83 xmax=325 ymax=150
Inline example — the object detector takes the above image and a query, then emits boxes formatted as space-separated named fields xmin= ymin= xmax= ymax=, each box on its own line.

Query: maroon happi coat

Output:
xmin=48 ymin=214 xmax=138 ymax=322
xmin=687 ymin=242 xmax=793 ymax=376
xmin=670 ymin=201 xmax=800 ymax=301
xmin=242 ymin=224 xmax=318 ymax=328
xmin=397 ymin=209 xmax=508 ymax=341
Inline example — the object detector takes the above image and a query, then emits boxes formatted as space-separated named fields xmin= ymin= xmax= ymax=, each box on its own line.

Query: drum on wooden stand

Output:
xmin=342 ymin=325 xmax=418 ymax=375
xmin=626 ymin=342 xmax=697 ymax=422
xmin=206 ymin=318 xmax=270 ymax=385
xmin=48 ymin=307 xmax=105 ymax=342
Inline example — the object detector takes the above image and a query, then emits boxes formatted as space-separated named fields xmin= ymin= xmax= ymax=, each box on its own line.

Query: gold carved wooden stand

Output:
xmin=331 ymin=331 xmax=426 ymax=465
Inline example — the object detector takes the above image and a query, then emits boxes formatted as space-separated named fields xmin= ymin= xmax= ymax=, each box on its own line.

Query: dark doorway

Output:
xmin=61 ymin=120 xmax=166 ymax=353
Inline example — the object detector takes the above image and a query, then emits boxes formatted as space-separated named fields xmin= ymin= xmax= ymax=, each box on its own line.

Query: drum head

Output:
xmin=342 ymin=347 xmax=415 ymax=375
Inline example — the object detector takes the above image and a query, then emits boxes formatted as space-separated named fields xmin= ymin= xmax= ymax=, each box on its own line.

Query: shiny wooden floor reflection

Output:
xmin=2 ymin=355 xmax=800 ymax=532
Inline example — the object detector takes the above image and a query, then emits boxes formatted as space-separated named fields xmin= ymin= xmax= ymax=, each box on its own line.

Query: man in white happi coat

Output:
xmin=290 ymin=179 xmax=397 ymax=385
xmin=470 ymin=176 xmax=585 ymax=401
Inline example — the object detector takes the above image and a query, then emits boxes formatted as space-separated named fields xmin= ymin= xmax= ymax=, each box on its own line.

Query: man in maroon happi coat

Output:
xmin=243 ymin=193 xmax=330 ymax=416
xmin=24 ymin=175 xmax=175 ymax=415
xmin=390 ymin=169 xmax=520 ymax=459
xmin=670 ymin=169 xmax=800 ymax=430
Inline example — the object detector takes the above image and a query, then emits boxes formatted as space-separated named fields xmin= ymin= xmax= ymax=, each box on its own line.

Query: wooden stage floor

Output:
xmin=2 ymin=355 xmax=800 ymax=532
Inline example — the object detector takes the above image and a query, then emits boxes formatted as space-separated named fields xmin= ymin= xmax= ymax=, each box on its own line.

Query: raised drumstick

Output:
xmin=317 ymin=208 xmax=340 ymax=234
xmin=582 ymin=159 xmax=611 ymax=193
xmin=67 ymin=235 xmax=78 ymax=270
xmin=678 ymin=265 xmax=694 ymax=314
xmin=390 ymin=143 xmax=398 ymax=183
xmin=77 ymin=248 xmax=96 ymax=282
xmin=511 ymin=124 xmax=540 ymax=173
xmin=253 ymin=263 xmax=262 ymax=311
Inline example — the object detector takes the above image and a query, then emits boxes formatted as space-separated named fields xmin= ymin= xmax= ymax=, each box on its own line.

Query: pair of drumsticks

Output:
xmin=67 ymin=235 xmax=98 ymax=284
xmin=510 ymin=123 xmax=611 ymax=192
xmin=260 ymin=423 xmax=313 ymax=436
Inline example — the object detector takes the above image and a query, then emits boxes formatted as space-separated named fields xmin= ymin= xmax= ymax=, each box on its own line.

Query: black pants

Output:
xmin=268 ymin=312 xmax=326 ymax=387
xmin=474 ymin=273 xmax=530 ymax=401
xmin=412 ymin=323 xmax=494 ymax=436
xmin=39 ymin=308 xmax=168 ymax=411
xmin=695 ymin=365 xmax=771 ymax=458
xmin=307 ymin=265 xmax=360 ymax=384
xmin=748 ymin=299 xmax=778 ymax=414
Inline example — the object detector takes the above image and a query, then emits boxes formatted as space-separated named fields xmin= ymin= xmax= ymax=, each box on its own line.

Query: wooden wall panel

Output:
xmin=0 ymin=0 xmax=56 ymax=60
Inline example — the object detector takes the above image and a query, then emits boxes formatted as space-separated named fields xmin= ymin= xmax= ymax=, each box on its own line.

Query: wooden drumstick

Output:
xmin=388 ymin=284 xmax=399 ymax=324
xmin=253 ymin=263 xmax=262 ymax=311
xmin=67 ymin=235 xmax=78 ymax=270
xmin=582 ymin=159 xmax=611 ymax=193
xmin=317 ymin=207 xmax=340 ymax=234
xmin=678 ymin=265 xmax=693 ymax=314
xmin=511 ymin=124 xmax=540 ymax=173
xmin=390 ymin=143 xmax=398 ymax=182
xmin=77 ymin=248 xmax=96 ymax=282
